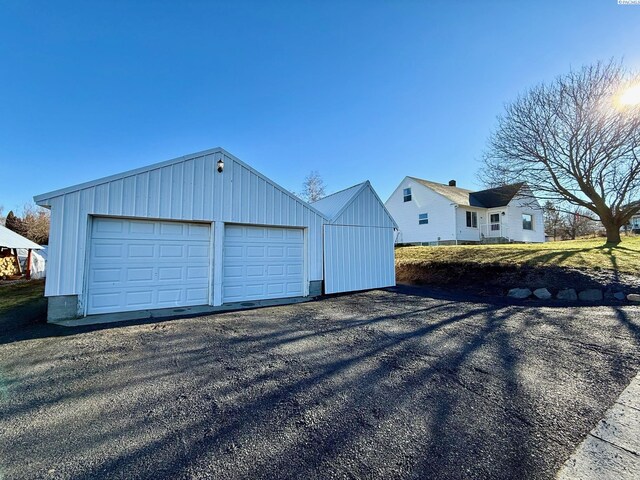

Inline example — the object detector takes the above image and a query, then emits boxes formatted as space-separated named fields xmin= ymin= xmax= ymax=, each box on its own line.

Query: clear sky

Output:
xmin=1 ymin=0 xmax=639 ymax=212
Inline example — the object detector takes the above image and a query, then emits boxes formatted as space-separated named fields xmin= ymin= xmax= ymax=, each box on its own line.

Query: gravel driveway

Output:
xmin=1 ymin=286 xmax=639 ymax=479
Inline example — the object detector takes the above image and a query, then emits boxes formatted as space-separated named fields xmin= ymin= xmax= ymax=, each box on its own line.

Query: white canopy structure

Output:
xmin=0 ymin=224 xmax=43 ymax=280
xmin=0 ymin=225 xmax=42 ymax=250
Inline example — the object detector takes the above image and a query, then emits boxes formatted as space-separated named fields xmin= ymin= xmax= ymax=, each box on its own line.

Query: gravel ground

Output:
xmin=1 ymin=286 xmax=639 ymax=480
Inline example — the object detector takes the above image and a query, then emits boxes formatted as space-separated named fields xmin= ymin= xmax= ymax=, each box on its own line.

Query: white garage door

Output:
xmin=87 ymin=217 xmax=211 ymax=314
xmin=223 ymin=225 xmax=304 ymax=303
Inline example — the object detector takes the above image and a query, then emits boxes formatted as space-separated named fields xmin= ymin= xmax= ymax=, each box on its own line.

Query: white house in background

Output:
xmin=34 ymin=147 xmax=396 ymax=323
xmin=385 ymin=176 xmax=545 ymax=244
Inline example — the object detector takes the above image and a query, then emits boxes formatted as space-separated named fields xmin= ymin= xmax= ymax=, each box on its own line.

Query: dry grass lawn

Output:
xmin=396 ymin=236 xmax=640 ymax=275
xmin=0 ymin=280 xmax=45 ymax=316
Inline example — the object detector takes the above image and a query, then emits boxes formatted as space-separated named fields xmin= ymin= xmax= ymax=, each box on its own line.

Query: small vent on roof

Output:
xmin=448 ymin=180 xmax=457 ymax=187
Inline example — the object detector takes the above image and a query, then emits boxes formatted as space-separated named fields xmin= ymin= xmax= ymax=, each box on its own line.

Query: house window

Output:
xmin=466 ymin=211 xmax=477 ymax=228
xmin=403 ymin=188 xmax=412 ymax=202
xmin=522 ymin=213 xmax=533 ymax=230
xmin=418 ymin=213 xmax=429 ymax=225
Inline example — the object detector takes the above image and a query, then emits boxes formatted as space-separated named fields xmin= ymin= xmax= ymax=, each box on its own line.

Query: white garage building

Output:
xmin=34 ymin=148 xmax=396 ymax=322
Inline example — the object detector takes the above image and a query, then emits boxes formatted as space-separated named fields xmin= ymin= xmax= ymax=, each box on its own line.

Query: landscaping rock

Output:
xmin=614 ymin=292 xmax=626 ymax=301
xmin=556 ymin=289 xmax=578 ymax=301
xmin=627 ymin=294 xmax=640 ymax=303
xmin=578 ymin=289 xmax=603 ymax=302
xmin=508 ymin=288 xmax=532 ymax=299
xmin=533 ymin=288 xmax=552 ymax=300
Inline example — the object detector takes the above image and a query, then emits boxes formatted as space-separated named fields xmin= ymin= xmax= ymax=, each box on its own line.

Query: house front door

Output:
xmin=489 ymin=213 xmax=501 ymax=236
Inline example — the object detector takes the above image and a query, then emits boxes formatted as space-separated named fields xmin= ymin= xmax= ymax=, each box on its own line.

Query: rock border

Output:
xmin=507 ymin=287 xmax=639 ymax=303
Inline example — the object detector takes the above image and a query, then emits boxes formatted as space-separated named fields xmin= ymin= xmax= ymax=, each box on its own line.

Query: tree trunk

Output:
xmin=602 ymin=219 xmax=622 ymax=244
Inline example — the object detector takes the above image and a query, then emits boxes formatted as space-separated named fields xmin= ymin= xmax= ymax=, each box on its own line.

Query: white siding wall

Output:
xmin=334 ymin=185 xmax=396 ymax=228
xmin=324 ymin=185 xmax=396 ymax=293
xmin=505 ymin=193 xmax=545 ymax=243
xmin=385 ymin=178 xmax=457 ymax=243
xmin=324 ymin=225 xmax=395 ymax=294
xmin=41 ymin=151 xmax=325 ymax=300
xmin=454 ymin=206 xmax=486 ymax=242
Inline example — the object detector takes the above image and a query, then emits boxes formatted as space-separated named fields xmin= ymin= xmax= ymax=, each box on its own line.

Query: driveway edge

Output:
xmin=557 ymin=371 xmax=640 ymax=479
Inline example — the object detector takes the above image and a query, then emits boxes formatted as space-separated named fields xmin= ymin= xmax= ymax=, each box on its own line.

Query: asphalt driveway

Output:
xmin=1 ymin=286 xmax=639 ymax=479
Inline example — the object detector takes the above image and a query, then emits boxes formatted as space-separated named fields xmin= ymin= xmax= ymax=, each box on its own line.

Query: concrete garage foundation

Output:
xmin=49 ymin=295 xmax=322 ymax=327
xmin=47 ymin=295 xmax=79 ymax=322
xmin=309 ymin=280 xmax=323 ymax=296
xmin=47 ymin=281 xmax=325 ymax=325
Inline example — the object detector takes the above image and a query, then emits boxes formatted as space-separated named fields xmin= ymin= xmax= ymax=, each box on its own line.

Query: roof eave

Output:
xmin=32 ymin=147 xmax=330 ymax=221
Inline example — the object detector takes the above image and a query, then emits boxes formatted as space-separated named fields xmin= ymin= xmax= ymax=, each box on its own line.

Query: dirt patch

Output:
xmin=396 ymin=261 xmax=640 ymax=296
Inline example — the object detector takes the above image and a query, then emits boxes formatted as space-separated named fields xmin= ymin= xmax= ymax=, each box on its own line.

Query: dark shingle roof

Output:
xmin=409 ymin=176 xmax=525 ymax=208
xmin=469 ymin=183 xmax=525 ymax=208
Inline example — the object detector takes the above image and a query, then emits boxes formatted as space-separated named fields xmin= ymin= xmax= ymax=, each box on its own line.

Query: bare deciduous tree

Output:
xmin=21 ymin=203 xmax=50 ymax=245
xmin=480 ymin=60 xmax=640 ymax=243
xmin=300 ymin=171 xmax=326 ymax=203
xmin=543 ymin=201 xmax=563 ymax=241
xmin=560 ymin=208 xmax=599 ymax=240
xmin=4 ymin=204 xmax=50 ymax=245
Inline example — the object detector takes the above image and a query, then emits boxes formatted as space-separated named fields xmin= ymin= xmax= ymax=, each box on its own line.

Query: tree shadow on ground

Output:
xmin=1 ymin=287 xmax=639 ymax=479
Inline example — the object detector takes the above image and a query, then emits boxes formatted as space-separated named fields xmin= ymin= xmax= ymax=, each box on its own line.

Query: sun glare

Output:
xmin=620 ymin=84 xmax=640 ymax=106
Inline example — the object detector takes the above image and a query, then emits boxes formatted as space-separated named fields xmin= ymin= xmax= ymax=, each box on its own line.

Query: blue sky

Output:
xmin=1 ymin=0 xmax=639 ymax=212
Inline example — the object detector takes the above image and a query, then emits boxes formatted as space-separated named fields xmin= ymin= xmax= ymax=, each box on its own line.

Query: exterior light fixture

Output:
xmin=217 ymin=158 xmax=224 ymax=173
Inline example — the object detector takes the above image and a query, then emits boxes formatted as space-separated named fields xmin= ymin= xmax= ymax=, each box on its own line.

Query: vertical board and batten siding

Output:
xmin=323 ymin=225 xmax=395 ymax=294
xmin=41 ymin=150 xmax=325 ymax=298
xmin=323 ymin=185 xmax=396 ymax=294
xmin=333 ymin=186 xmax=396 ymax=228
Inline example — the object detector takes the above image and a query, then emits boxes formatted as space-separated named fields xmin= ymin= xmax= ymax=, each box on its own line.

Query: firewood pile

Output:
xmin=0 ymin=249 xmax=20 ymax=278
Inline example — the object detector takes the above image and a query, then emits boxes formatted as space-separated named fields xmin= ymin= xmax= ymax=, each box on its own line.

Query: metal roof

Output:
xmin=311 ymin=182 xmax=367 ymax=220
xmin=0 ymin=225 xmax=42 ymax=249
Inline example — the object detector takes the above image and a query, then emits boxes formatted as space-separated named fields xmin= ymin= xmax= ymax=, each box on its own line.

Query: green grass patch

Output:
xmin=0 ymin=280 xmax=45 ymax=316
xmin=396 ymin=237 xmax=640 ymax=275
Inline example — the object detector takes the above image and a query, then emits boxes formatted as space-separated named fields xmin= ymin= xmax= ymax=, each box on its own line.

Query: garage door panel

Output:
xmin=187 ymin=244 xmax=209 ymax=258
xmin=186 ymin=288 xmax=208 ymax=302
xmin=93 ymin=243 xmax=123 ymax=259
xmin=187 ymin=266 xmax=209 ymax=280
xmin=267 ymin=283 xmax=284 ymax=295
xmin=129 ymin=221 xmax=155 ymax=235
xmin=246 ymin=227 xmax=266 ymax=238
xmin=87 ymin=218 xmax=211 ymax=314
xmin=223 ymin=224 xmax=304 ymax=303
xmin=287 ymin=264 xmax=302 ymax=275
xmin=267 ymin=246 xmax=284 ymax=258
xmin=286 ymin=282 xmax=303 ymax=294
xmin=267 ymin=265 xmax=284 ymax=276
xmin=91 ymin=268 xmax=121 ymax=283
xmin=247 ymin=246 xmax=265 ymax=257
xmin=158 ymin=266 xmax=182 ymax=281
xmin=91 ymin=292 xmax=121 ymax=309
xmin=126 ymin=290 xmax=154 ymax=306
xmin=126 ymin=267 xmax=154 ymax=282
